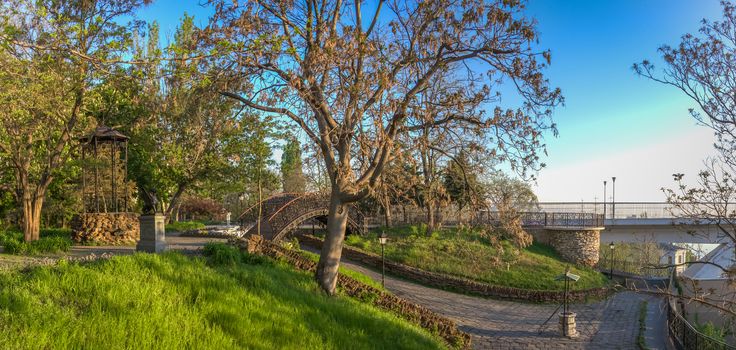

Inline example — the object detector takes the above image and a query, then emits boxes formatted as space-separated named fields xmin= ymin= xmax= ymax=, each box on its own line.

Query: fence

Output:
xmin=366 ymin=208 xmax=604 ymax=228
xmin=594 ymin=258 xmax=671 ymax=278
xmin=666 ymin=274 xmax=735 ymax=350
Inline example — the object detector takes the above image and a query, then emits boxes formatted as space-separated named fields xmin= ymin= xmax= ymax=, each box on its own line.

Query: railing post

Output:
xmin=544 ymin=212 xmax=548 ymax=226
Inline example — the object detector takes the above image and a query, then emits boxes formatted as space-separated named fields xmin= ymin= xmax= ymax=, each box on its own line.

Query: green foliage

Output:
xmin=300 ymin=249 xmax=384 ymax=291
xmin=443 ymin=150 xmax=484 ymax=211
xmin=165 ymin=221 xmax=206 ymax=232
xmin=637 ymin=301 xmax=649 ymax=350
xmin=0 ymin=229 xmax=72 ymax=255
xmin=280 ymin=136 xmax=306 ymax=193
xmin=345 ymin=226 xmax=608 ymax=291
xmin=0 ymin=251 xmax=446 ymax=349
xmin=694 ymin=319 xmax=731 ymax=343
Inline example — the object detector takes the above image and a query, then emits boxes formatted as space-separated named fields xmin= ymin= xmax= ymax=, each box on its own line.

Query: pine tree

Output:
xmin=280 ymin=137 xmax=306 ymax=193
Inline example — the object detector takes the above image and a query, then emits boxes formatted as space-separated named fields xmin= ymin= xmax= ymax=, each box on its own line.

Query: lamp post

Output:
xmin=603 ymin=181 xmax=607 ymax=219
xmin=611 ymin=177 xmax=616 ymax=220
xmin=609 ymin=242 xmax=615 ymax=279
xmin=379 ymin=232 xmax=388 ymax=288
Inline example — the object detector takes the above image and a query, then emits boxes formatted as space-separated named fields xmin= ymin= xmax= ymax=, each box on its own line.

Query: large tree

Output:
xmin=209 ymin=0 xmax=561 ymax=294
xmin=0 ymin=0 xmax=147 ymax=241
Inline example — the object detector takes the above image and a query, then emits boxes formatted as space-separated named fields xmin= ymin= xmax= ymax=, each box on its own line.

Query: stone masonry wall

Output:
xmin=71 ymin=213 xmax=139 ymax=244
xmin=297 ymin=234 xmax=609 ymax=303
xmin=546 ymin=229 xmax=600 ymax=267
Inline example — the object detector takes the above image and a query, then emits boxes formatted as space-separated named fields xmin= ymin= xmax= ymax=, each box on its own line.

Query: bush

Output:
xmin=166 ymin=221 xmax=206 ymax=232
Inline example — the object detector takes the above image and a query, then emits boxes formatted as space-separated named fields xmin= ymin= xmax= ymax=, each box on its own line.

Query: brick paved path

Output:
xmin=333 ymin=256 xmax=667 ymax=350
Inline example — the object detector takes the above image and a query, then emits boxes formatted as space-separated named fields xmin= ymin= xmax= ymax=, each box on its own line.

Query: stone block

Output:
xmin=137 ymin=214 xmax=166 ymax=253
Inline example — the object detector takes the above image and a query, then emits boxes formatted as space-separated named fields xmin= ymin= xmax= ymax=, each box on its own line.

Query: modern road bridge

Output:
xmin=531 ymin=202 xmax=733 ymax=244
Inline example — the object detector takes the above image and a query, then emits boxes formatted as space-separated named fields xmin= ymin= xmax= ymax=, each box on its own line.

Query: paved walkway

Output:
xmin=330 ymin=254 xmax=669 ymax=350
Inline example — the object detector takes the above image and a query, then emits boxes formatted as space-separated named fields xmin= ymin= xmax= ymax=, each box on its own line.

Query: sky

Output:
xmin=134 ymin=0 xmax=725 ymax=202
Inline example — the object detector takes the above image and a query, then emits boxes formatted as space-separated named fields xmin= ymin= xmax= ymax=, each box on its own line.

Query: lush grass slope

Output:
xmin=0 ymin=228 xmax=72 ymax=255
xmin=344 ymin=225 xmax=608 ymax=291
xmin=0 ymin=245 xmax=446 ymax=350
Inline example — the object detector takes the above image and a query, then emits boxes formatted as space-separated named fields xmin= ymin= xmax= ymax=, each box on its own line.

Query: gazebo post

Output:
xmin=124 ymin=141 xmax=128 ymax=212
xmin=94 ymin=137 xmax=99 ymax=213
xmin=111 ymin=140 xmax=117 ymax=213
xmin=81 ymin=146 xmax=86 ymax=214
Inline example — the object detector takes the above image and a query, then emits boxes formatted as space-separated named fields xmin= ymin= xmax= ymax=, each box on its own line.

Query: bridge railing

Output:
xmin=477 ymin=211 xmax=605 ymax=228
xmin=536 ymin=202 xmax=705 ymax=219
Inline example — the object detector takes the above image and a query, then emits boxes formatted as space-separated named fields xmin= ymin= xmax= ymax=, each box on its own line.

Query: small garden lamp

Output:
xmin=609 ymin=242 xmax=615 ymax=279
xmin=379 ymin=232 xmax=389 ymax=287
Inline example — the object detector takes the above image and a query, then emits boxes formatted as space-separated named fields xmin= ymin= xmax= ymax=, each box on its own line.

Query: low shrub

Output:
xmin=166 ymin=221 xmax=206 ymax=232
xmin=0 ymin=229 xmax=73 ymax=255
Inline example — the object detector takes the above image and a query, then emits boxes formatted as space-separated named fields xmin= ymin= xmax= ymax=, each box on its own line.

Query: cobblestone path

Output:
xmin=334 ymin=256 xmax=666 ymax=350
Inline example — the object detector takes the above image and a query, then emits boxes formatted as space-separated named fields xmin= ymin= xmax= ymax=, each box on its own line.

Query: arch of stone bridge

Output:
xmin=239 ymin=193 xmax=366 ymax=241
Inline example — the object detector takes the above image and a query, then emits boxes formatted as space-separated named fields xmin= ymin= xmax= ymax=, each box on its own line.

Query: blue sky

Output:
xmin=134 ymin=0 xmax=725 ymax=201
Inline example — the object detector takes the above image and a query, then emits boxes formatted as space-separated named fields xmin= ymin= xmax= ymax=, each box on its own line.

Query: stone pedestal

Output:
xmin=558 ymin=312 xmax=578 ymax=338
xmin=137 ymin=214 xmax=166 ymax=253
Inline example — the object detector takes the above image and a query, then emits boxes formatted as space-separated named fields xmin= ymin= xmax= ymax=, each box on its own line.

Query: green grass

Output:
xmin=0 ymin=245 xmax=447 ymax=350
xmin=638 ymin=301 xmax=649 ymax=350
xmin=299 ymin=249 xmax=384 ymax=290
xmin=166 ymin=220 xmax=206 ymax=232
xmin=0 ymin=228 xmax=73 ymax=255
xmin=342 ymin=225 xmax=609 ymax=291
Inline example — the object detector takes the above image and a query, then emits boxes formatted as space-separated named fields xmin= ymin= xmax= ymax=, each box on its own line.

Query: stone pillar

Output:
xmin=137 ymin=214 xmax=166 ymax=253
xmin=546 ymin=228 xmax=601 ymax=267
xmin=558 ymin=312 xmax=578 ymax=338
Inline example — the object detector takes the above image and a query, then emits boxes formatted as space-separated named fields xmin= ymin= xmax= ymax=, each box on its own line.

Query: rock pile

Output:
xmin=71 ymin=213 xmax=140 ymax=244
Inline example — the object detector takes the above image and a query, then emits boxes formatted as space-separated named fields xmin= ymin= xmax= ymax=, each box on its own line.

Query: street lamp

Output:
xmin=603 ymin=181 xmax=607 ymax=219
xmin=609 ymin=242 xmax=615 ymax=279
xmin=379 ymin=232 xmax=389 ymax=287
xmin=611 ymin=177 xmax=617 ymax=220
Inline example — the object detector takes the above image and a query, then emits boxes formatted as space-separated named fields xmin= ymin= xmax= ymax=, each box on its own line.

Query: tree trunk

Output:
xmin=22 ymin=194 xmax=44 ymax=241
xmin=316 ymin=189 xmax=350 ymax=295
xmin=426 ymin=199 xmax=436 ymax=236
xmin=382 ymin=192 xmax=393 ymax=228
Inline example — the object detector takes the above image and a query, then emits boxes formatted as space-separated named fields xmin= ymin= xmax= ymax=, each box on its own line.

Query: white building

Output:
xmin=658 ymin=243 xmax=689 ymax=275
xmin=680 ymin=243 xmax=735 ymax=343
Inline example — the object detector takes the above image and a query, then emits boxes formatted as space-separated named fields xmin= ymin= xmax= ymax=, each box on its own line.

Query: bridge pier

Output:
xmin=532 ymin=227 xmax=603 ymax=267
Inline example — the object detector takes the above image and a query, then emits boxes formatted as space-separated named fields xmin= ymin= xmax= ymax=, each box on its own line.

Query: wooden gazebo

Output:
xmin=72 ymin=126 xmax=138 ymax=244
xmin=79 ymin=125 xmax=129 ymax=213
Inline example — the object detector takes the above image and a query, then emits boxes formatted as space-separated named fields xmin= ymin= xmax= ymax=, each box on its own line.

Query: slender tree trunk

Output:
xmin=316 ymin=189 xmax=350 ymax=295
xmin=165 ymin=184 xmax=187 ymax=222
xmin=426 ymin=199 xmax=436 ymax=236
xmin=257 ymin=166 xmax=263 ymax=236
xmin=382 ymin=191 xmax=393 ymax=228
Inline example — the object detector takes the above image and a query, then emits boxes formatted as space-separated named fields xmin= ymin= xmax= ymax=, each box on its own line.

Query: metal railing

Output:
xmin=536 ymin=202 xmax=684 ymax=219
xmin=477 ymin=211 xmax=605 ymax=228
xmin=667 ymin=274 xmax=735 ymax=350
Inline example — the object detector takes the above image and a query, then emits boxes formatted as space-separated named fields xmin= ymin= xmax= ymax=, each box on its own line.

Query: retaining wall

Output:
xmin=71 ymin=212 xmax=139 ymax=244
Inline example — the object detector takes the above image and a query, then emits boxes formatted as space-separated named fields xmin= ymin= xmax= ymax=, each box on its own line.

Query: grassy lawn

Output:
xmin=342 ymin=225 xmax=609 ymax=291
xmin=165 ymin=220 xmax=206 ymax=232
xmin=0 ymin=228 xmax=73 ymax=255
xmin=0 ymin=244 xmax=446 ymax=350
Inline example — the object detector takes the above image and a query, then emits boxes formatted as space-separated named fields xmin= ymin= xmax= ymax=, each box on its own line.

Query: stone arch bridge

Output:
xmin=238 ymin=192 xmax=366 ymax=241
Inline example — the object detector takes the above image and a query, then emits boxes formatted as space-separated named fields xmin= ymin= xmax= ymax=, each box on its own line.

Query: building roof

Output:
xmin=681 ymin=243 xmax=735 ymax=281
xmin=79 ymin=126 xmax=129 ymax=143
xmin=658 ymin=243 xmax=687 ymax=253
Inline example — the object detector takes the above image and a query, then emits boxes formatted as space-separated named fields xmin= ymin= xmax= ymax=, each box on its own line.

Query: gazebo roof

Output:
xmin=79 ymin=126 xmax=129 ymax=143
